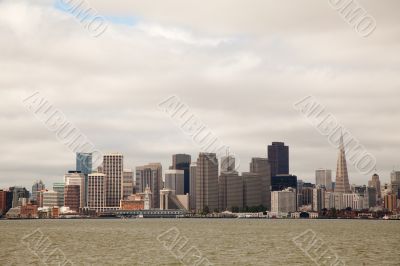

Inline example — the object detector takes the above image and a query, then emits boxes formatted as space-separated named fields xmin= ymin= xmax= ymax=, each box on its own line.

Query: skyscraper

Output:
xmin=368 ymin=173 xmax=381 ymax=200
xmin=268 ymin=142 xmax=289 ymax=176
xmin=390 ymin=171 xmax=400 ymax=198
xmin=334 ymin=136 xmax=351 ymax=193
xmin=0 ymin=190 xmax=12 ymax=215
xmin=87 ymin=173 xmax=106 ymax=213
xmin=196 ymin=153 xmax=219 ymax=213
xmin=315 ymin=169 xmax=333 ymax=191
xmin=122 ymin=169 xmax=134 ymax=199
xmin=76 ymin=152 xmax=92 ymax=206
xmin=164 ymin=170 xmax=185 ymax=195
xmin=218 ymin=171 xmax=243 ymax=212
xmin=64 ymin=171 xmax=85 ymax=208
xmin=53 ymin=182 xmax=65 ymax=207
xmin=31 ymin=180 xmax=45 ymax=202
xmin=64 ymin=185 xmax=80 ymax=212
xmin=189 ymin=162 xmax=197 ymax=211
xmin=135 ymin=163 xmax=162 ymax=209
xmin=103 ymin=153 xmax=124 ymax=208
xmin=250 ymin=157 xmax=271 ymax=210
xmin=271 ymin=175 xmax=297 ymax=192
xmin=242 ymin=172 xmax=263 ymax=208
xmin=171 ymin=154 xmax=191 ymax=195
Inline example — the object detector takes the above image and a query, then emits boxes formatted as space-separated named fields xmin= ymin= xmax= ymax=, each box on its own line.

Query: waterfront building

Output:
xmin=312 ymin=186 xmax=326 ymax=212
xmin=103 ymin=153 xmax=124 ymax=208
xmin=160 ymin=188 xmax=189 ymax=210
xmin=242 ymin=172 xmax=262 ymax=208
xmin=335 ymin=135 xmax=351 ymax=193
xmin=218 ymin=171 xmax=243 ymax=212
xmin=268 ymin=142 xmax=289 ymax=176
xmin=64 ymin=185 xmax=80 ymax=212
xmin=87 ymin=173 xmax=106 ymax=213
xmin=0 ymin=190 xmax=13 ymax=215
xmin=271 ymin=187 xmax=296 ymax=213
xmin=42 ymin=190 xmax=60 ymax=208
xmin=189 ymin=162 xmax=197 ymax=211
xmin=9 ymin=186 xmax=30 ymax=208
xmin=315 ymin=169 xmax=332 ymax=191
xmin=122 ymin=169 xmax=134 ymax=199
xmin=64 ymin=171 xmax=85 ymax=208
xmin=250 ymin=157 xmax=271 ymax=210
xmin=136 ymin=163 xmax=162 ymax=209
xmin=171 ymin=154 xmax=191 ymax=195
xmin=164 ymin=169 xmax=185 ymax=195
xmin=195 ymin=153 xmax=219 ymax=213
xmin=52 ymin=183 xmax=65 ymax=207
xmin=271 ymin=174 xmax=297 ymax=192
xmin=384 ymin=194 xmax=398 ymax=211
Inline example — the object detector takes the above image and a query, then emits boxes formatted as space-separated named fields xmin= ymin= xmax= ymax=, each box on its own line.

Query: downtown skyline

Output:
xmin=1 ymin=0 xmax=400 ymax=189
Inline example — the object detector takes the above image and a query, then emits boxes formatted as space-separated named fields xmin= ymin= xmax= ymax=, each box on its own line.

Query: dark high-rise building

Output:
xmin=171 ymin=154 xmax=191 ymax=195
xmin=64 ymin=185 xmax=80 ymax=212
xmin=271 ymin=174 xmax=297 ymax=192
xmin=0 ymin=190 xmax=13 ymax=215
xmin=9 ymin=186 xmax=30 ymax=208
xmin=249 ymin=157 xmax=271 ymax=210
xmin=268 ymin=142 xmax=289 ymax=176
xmin=196 ymin=153 xmax=218 ymax=213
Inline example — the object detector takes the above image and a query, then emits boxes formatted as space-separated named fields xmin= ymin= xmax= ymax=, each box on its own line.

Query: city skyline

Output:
xmin=1 ymin=1 xmax=400 ymax=189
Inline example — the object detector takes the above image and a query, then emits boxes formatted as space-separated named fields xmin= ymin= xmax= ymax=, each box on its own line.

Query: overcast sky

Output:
xmin=1 ymin=0 xmax=399 ymax=189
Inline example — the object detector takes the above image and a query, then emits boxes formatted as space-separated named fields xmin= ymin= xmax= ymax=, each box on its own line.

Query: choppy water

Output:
xmin=0 ymin=219 xmax=399 ymax=265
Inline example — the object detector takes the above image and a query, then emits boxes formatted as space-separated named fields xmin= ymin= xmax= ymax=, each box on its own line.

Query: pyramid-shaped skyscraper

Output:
xmin=334 ymin=135 xmax=351 ymax=193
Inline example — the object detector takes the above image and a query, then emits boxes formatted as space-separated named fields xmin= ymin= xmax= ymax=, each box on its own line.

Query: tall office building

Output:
xmin=368 ymin=173 xmax=381 ymax=201
xmin=335 ymin=135 xmax=351 ymax=193
xmin=53 ymin=182 xmax=65 ymax=207
xmin=76 ymin=152 xmax=92 ymax=206
xmin=0 ymin=190 xmax=13 ymax=215
xmin=64 ymin=185 xmax=80 ymax=212
xmin=268 ymin=142 xmax=289 ymax=176
xmin=87 ymin=173 xmax=106 ymax=212
xmin=390 ymin=171 xmax=400 ymax=198
xmin=31 ymin=180 xmax=45 ymax=202
xmin=164 ymin=170 xmax=185 ymax=195
xmin=76 ymin=152 xmax=92 ymax=175
xmin=171 ymin=154 xmax=191 ymax=195
xmin=122 ymin=169 xmax=134 ymax=199
xmin=315 ymin=169 xmax=332 ymax=191
xmin=221 ymin=155 xmax=235 ymax=172
xmin=218 ymin=171 xmax=243 ymax=212
xmin=103 ymin=153 xmax=124 ymax=208
xmin=271 ymin=188 xmax=297 ymax=213
xmin=136 ymin=163 xmax=162 ymax=209
xmin=250 ymin=157 xmax=271 ymax=210
xmin=9 ymin=187 xmax=29 ymax=208
xmin=312 ymin=186 xmax=326 ymax=212
xmin=64 ymin=171 xmax=85 ymax=208
xmin=242 ymin=172 xmax=262 ymax=208
xmin=384 ymin=194 xmax=397 ymax=211
xmin=189 ymin=162 xmax=197 ymax=211
xmin=196 ymin=153 xmax=219 ymax=213
xmin=271 ymin=174 xmax=297 ymax=192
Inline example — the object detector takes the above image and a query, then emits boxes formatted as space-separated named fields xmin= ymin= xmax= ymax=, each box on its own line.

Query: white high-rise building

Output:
xmin=312 ymin=186 xmax=326 ymax=212
xmin=87 ymin=173 xmax=106 ymax=212
xmin=315 ymin=169 xmax=333 ymax=191
xmin=271 ymin=187 xmax=297 ymax=213
xmin=103 ymin=153 xmax=124 ymax=208
xmin=64 ymin=171 xmax=85 ymax=208
xmin=42 ymin=190 xmax=60 ymax=208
